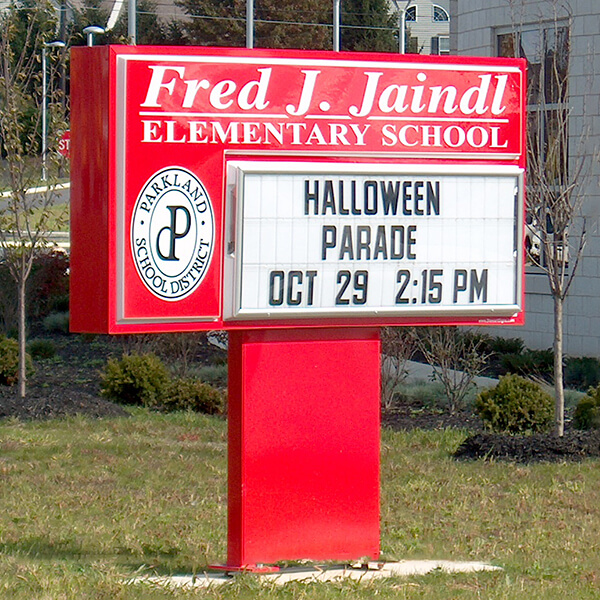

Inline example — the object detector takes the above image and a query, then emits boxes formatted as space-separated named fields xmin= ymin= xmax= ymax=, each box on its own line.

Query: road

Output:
xmin=1 ymin=182 xmax=71 ymax=251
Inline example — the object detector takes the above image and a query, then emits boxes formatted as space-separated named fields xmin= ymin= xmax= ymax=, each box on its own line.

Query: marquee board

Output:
xmin=69 ymin=46 xmax=526 ymax=333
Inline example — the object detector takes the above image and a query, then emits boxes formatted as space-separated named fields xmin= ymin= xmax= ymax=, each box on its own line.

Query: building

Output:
xmin=401 ymin=0 xmax=450 ymax=54
xmin=450 ymin=0 xmax=600 ymax=357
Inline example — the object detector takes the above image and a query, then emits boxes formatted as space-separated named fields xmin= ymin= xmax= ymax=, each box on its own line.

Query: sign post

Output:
xmin=70 ymin=46 xmax=526 ymax=569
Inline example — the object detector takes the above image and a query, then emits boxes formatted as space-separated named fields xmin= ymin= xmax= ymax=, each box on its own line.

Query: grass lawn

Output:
xmin=1 ymin=410 xmax=599 ymax=598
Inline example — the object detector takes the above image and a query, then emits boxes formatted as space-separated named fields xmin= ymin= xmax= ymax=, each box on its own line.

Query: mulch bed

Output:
xmin=454 ymin=431 xmax=600 ymax=463
xmin=383 ymin=395 xmax=600 ymax=463
xmin=0 ymin=390 xmax=128 ymax=421
xmin=0 ymin=333 xmax=128 ymax=421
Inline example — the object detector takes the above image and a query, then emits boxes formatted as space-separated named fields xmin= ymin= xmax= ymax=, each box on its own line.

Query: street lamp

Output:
xmin=391 ymin=0 xmax=414 ymax=54
xmin=246 ymin=0 xmax=254 ymax=49
xmin=42 ymin=40 xmax=66 ymax=182
xmin=333 ymin=0 xmax=341 ymax=51
xmin=83 ymin=25 xmax=105 ymax=47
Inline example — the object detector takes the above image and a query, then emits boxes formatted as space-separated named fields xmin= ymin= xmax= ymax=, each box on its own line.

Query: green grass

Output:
xmin=1 ymin=411 xmax=600 ymax=598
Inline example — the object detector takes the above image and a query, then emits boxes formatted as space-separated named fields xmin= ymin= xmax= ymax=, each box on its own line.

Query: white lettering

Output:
xmin=490 ymin=126 xmax=509 ymax=148
xmin=378 ymin=85 xmax=409 ymax=113
xmin=210 ymin=80 xmax=236 ymax=109
xmin=459 ymin=74 xmax=491 ymax=115
xmin=428 ymin=86 xmax=458 ymax=114
xmin=286 ymin=70 xmax=320 ymax=116
xmin=399 ymin=124 xmax=419 ymax=147
xmin=238 ymin=68 xmax=272 ymax=110
xmin=182 ymin=79 xmax=210 ymax=108
xmin=350 ymin=124 xmax=370 ymax=146
xmin=141 ymin=66 xmax=185 ymax=108
xmin=491 ymin=74 xmax=509 ymax=115
xmin=349 ymin=72 xmax=383 ymax=117
xmin=142 ymin=120 xmax=163 ymax=142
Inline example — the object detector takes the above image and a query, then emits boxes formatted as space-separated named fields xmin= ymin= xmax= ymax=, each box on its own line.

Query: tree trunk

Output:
xmin=553 ymin=294 xmax=564 ymax=437
xmin=18 ymin=276 xmax=26 ymax=399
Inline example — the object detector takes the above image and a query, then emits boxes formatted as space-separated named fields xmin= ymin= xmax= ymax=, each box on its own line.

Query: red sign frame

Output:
xmin=70 ymin=45 xmax=527 ymax=571
xmin=70 ymin=45 xmax=526 ymax=334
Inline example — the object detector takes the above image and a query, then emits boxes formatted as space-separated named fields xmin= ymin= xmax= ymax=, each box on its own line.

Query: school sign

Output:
xmin=70 ymin=46 xmax=526 ymax=569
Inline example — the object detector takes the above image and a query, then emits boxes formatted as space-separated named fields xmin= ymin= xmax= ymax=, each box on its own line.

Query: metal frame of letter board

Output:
xmin=224 ymin=162 xmax=523 ymax=321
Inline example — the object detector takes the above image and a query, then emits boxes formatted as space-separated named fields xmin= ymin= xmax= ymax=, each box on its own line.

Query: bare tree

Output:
xmin=0 ymin=1 xmax=68 ymax=398
xmin=417 ymin=327 xmax=488 ymax=415
xmin=380 ymin=327 xmax=418 ymax=412
xmin=505 ymin=0 xmax=596 ymax=436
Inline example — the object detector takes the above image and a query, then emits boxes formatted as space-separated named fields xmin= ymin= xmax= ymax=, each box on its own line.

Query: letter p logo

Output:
xmin=157 ymin=205 xmax=191 ymax=261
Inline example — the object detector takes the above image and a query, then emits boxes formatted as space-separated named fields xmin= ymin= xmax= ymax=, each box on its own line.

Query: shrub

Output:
xmin=162 ymin=377 xmax=224 ymax=414
xmin=195 ymin=364 xmax=228 ymax=388
xmin=0 ymin=251 xmax=69 ymax=332
xmin=100 ymin=352 xmax=170 ymax=406
xmin=565 ymin=357 xmax=600 ymax=392
xmin=475 ymin=374 xmax=553 ymax=434
xmin=573 ymin=385 xmax=600 ymax=430
xmin=28 ymin=251 xmax=70 ymax=320
xmin=0 ymin=335 xmax=33 ymax=386
xmin=28 ymin=339 xmax=56 ymax=360
xmin=42 ymin=311 xmax=70 ymax=333
xmin=501 ymin=348 xmax=554 ymax=381
xmin=489 ymin=336 xmax=525 ymax=356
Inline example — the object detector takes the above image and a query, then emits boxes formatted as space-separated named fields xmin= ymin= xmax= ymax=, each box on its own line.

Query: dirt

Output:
xmin=0 ymin=333 xmax=129 ymax=421
xmin=0 ymin=331 xmax=227 ymax=422
xmin=2 ymin=332 xmax=600 ymax=464
xmin=382 ymin=396 xmax=484 ymax=432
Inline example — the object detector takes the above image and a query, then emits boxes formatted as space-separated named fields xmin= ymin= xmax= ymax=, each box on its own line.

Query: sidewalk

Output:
xmin=404 ymin=359 xmax=499 ymax=389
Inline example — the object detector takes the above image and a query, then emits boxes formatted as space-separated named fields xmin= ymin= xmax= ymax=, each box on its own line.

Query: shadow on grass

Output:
xmin=0 ymin=538 xmax=220 ymax=577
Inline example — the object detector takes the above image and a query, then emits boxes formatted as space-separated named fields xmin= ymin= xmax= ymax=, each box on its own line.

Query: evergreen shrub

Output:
xmin=475 ymin=374 xmax=553 ymax=434
xmin=42 ymin=311 xmax=70 ymax=333
xmin=28 ymin=339 xmax=56 ymax=360
xmin=565 ymin=357 xmax=600 ymax=392
xmin=162 ymin=377 xmax=224 ymax=415
xmin=101 ymin=352 xmax=170 ymax=406
xmin=0 ymin=335 xmax=33 ymax=385
xmin=573 ymin=385 xmax=600 ymax=430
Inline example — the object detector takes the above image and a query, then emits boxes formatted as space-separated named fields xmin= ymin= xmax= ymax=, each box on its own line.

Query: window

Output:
xmin=431 ymin=35 xmax=449 ymax=55
xmin=498 ymin=24 xmax=570 ymax=269
xmin=405 ymin=6 xmax=416 ymax=22
xmin=433 ymin=5 xmax=449 ymax=22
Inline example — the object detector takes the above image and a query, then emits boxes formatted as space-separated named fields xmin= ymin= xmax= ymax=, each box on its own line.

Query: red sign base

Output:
xmin=226 ymin=328 xmax=381 ymax=568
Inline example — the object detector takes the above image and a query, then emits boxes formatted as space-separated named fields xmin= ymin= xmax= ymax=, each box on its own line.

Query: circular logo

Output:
xmin=131 ymin=167 xmax=215 ymax=301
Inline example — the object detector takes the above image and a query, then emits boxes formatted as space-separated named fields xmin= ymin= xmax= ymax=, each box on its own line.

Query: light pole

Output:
xmin=333 ymin=0 xmax=341 ymax=51
xmin=128 ymin=0 xmax=136 ymax=44
xmin=246 ymin=0 xmax=254 ymax=49
xmin=391 ymin=0 xmax=413 ymax=54
xmin=42 ymin=40 xmax=66 ymax=182
xmin=83 ymin=25 xmax=105 ymax=47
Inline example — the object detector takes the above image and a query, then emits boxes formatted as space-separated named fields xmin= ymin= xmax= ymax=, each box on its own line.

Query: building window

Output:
xmin=433 ymin=5 xmax=449 ymax=22
xmin=431 ymin=35 xmax=449 ymax=55
xmin=498 ymin=24 xmax=570 ymax=269
xmin=405 ymin=6 xmax=416 ymax=22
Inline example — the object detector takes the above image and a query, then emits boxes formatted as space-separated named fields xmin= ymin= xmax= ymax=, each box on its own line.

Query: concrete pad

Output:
xmin=131 ymin=561 xmax=501 ymax=589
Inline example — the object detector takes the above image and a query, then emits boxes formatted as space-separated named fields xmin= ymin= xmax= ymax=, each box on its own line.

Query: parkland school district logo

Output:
xmin=131 ymin=167 xmax=215 ymax=301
